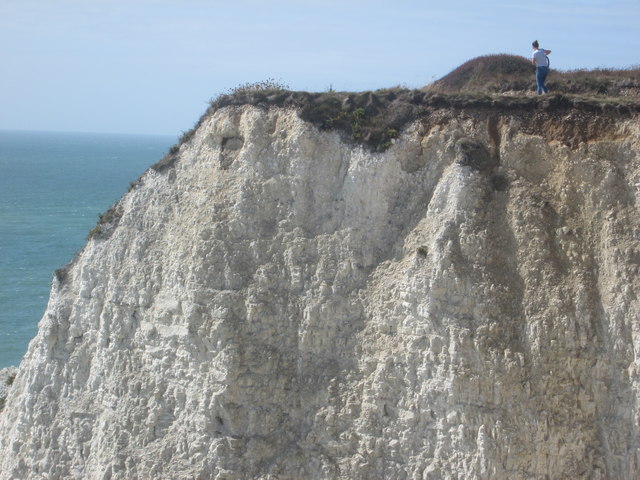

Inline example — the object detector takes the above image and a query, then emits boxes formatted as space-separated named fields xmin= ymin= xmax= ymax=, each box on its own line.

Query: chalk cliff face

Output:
xmin=1 ymin=97 xmax=639 ymax=479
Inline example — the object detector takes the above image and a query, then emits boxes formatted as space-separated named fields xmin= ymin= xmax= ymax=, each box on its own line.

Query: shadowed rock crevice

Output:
xmin=220 ymin=136 xmax=244 ymax=169
xmin=455 ymin=138 xmax=497 ymax=173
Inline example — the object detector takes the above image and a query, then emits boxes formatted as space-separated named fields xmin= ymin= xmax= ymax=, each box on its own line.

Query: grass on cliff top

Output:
xmin=428 ymin=54 xmax=640 ymax=99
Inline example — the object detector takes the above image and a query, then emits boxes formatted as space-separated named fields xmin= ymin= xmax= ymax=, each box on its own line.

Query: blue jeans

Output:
xmin=536 ymin=66 xmax=549 ymax=95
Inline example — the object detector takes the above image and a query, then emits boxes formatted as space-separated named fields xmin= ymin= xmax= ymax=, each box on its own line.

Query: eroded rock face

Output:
xmin=1 ymin=104 xmax=639 ymax=479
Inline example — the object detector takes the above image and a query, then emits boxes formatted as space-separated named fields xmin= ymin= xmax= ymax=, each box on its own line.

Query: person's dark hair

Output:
xmin=532 ymin=40 xmax=539 ymax=49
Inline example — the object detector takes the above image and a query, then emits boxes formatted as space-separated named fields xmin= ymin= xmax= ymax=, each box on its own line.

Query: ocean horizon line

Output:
xmin=0 ymin=127 xmax=177 ymax=139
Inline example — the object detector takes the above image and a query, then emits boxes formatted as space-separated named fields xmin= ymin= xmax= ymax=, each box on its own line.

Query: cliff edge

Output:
xmin=0 ymin=86 xmax=639 ymax=479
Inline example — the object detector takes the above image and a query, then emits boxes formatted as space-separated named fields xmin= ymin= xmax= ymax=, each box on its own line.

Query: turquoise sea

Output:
xmin=0 ymin=130 xmax=175 ymax=368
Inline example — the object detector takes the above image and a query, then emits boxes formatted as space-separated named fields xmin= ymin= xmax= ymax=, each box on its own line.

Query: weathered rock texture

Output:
xmin=1 ymin=96 xmax=640 ymax=479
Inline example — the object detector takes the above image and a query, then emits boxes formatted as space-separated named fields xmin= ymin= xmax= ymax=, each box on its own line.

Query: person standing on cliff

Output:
xmin=531 ymin=40 xmax=551 ymax=95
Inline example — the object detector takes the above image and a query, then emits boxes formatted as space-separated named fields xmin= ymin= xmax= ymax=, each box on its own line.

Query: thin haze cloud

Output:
xmin=0 ymin=0 xmax=638 ymax=135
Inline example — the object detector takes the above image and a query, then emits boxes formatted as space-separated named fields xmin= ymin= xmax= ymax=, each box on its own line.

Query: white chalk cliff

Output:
xmin=1 ymin=94 xmax=639 ymax=479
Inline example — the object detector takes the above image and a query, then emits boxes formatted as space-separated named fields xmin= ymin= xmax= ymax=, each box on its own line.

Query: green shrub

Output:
xmin=351 ymin=108 xmax=366 ymax=139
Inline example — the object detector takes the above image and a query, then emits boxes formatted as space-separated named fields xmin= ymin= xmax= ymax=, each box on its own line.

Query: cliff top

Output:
xmin=153 ymin=55 xmax=639 ymax=168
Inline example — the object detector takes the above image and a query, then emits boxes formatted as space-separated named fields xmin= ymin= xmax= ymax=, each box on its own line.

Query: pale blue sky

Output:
xmin=1 ymin=0 xmax=638 ymax=136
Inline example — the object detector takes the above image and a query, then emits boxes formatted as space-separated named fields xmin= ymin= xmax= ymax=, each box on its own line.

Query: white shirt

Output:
xmin=532 ymin=48 xmax=549 ymax=67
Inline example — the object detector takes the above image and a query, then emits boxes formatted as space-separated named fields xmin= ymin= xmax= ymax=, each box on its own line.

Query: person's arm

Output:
xmin=545 ymin=50 xmax=552 ymax=55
